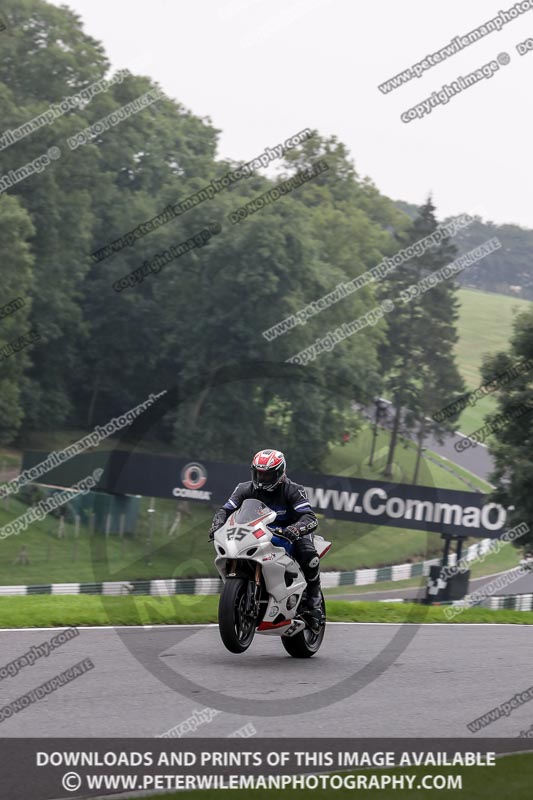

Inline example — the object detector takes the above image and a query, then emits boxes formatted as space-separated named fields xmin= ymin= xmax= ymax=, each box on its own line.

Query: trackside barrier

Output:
xmin=486 ymin=594 xmax=533 ymax=611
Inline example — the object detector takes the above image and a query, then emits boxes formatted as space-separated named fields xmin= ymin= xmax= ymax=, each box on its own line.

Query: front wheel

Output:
xmin=218 ymin=577 xmax=257 ymax=653
xmin=281 ymin=593 xmax=326 ymax=658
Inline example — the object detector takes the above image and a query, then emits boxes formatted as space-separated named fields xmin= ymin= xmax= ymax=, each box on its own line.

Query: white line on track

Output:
xmin=0 ymin=623 xmax=219 ymax=633
xmin=454 ymin=429 xmax=489 ymax=449
xmin=0 ymin=621 xmax=531 ymax=633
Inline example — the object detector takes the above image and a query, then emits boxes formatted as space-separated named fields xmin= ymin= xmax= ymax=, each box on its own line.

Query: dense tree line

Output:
xmin=397 ymin=200 xmax=533 ymax=300
xmin=0 ymin=0 xmax=472 ymax=472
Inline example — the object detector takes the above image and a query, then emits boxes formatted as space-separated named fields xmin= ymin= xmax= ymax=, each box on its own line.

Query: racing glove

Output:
xmin=283 ymin=525 xmax=300 ymax=543
xmin=208 ymin=509 xmax=228 ymax=541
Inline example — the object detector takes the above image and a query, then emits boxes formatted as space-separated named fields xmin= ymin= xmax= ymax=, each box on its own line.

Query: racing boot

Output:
xmin=304 ymin=578 xmax=324 ymax=633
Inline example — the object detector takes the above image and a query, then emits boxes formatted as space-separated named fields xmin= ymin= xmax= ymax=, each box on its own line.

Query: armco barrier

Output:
xmin=0 ymin=538 xmax=493 ymax=596
xmin=486 ymin=594 xmax=533 ymax=612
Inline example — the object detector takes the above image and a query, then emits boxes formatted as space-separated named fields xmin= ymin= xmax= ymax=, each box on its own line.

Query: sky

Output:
xmin=50 ymin=0 xmax=533 ymax=228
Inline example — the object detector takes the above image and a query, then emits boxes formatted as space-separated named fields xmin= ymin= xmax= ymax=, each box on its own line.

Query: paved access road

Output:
xmin=330 ymin=567 xmax=533 ymax=601
xmin=358 ymin=400 xmax=495 ymax=483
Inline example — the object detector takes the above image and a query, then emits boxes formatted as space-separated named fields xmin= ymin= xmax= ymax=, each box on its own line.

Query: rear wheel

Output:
xmin=218 ymin=577 xmax=257 ymax=653
xmin=281 ymin=593 xmax=326 ymax=658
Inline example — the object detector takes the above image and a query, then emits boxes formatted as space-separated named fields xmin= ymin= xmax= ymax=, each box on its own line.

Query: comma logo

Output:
xmin=172 ymin=462 xmax=211 ymax=499
xmin=181 ymin=462 xmax=207 ymax=490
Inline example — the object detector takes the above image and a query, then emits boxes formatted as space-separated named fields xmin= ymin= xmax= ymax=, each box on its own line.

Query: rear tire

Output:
xmin=281 ymin=593 xmax=326 ymax=658
xmin=218 ymin=577 xmax=257 ymax=653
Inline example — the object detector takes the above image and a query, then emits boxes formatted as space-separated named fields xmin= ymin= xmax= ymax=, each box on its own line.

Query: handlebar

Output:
xmin=269 ymin=526 xmax=291 ymax=540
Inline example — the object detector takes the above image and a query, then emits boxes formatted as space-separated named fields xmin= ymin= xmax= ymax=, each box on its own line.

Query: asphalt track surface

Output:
xmin=1 ymin=622 xmax=532 ymax=739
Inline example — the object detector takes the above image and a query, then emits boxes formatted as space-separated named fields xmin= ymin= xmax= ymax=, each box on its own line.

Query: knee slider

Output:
xmin=303 ymin=555 xmax=320 ymax=581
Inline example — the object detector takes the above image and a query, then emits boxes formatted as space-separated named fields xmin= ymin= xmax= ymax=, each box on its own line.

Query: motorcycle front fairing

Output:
xmin=213 ymin=499 xmax=307 ymax=606
xmin=213 ymin=499 xmax=277 ymax=577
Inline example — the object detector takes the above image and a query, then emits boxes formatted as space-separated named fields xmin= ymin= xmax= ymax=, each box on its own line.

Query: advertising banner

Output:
xmin=22 ymin=451 xmax=507 ymax=538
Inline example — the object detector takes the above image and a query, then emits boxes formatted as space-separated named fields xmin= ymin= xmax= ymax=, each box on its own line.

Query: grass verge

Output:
xmin=324 ymin=534 xmax=523 ymax=597
xmin=136 ymin=753 xmax=533 ymax=800
xmin=1 ymin=596 xmax=533 ymax=629
xmin=423 ymin=451 xmax=491 ymax=492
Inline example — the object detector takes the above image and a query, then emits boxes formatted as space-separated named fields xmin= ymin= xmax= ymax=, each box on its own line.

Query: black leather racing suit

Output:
xmin=211 ymin=477 xmax=322 ymax=609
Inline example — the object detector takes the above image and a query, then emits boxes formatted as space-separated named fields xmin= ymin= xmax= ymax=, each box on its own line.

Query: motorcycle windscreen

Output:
xmin=233 ymin=498 xmax=274 ymax=526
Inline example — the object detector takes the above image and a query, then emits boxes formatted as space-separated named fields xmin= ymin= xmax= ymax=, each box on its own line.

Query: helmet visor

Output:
xmin=252 ymin=467 xmax=281 ymax=488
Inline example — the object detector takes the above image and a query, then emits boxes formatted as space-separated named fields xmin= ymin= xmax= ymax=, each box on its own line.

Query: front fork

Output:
xmin=244 ymin=563 xmax=262 ymax=618
xmin=226 ymin=560 xmax=262 ymax=618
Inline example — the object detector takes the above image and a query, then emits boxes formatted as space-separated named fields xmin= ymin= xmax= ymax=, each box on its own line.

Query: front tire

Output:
xmin=281 ymin=593 xmax=326 ymax=658
xmin=218 ymin=577 xmax=257 ymax=653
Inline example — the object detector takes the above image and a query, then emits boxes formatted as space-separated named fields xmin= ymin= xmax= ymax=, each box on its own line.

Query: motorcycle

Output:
xmin=212 ymin=498 xmax=331 ymax=657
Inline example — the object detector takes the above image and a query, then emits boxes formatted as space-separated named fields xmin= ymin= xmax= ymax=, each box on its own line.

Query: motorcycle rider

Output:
xmin=209 ymin=449 xmax=324 ymax=631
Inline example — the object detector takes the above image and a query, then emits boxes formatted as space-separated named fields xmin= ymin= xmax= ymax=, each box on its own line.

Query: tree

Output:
xmin=0 ymin=0 xmax=219 ymax=435
xmin=0 ymin=0 xmax=417 ymax=472
xmin=398 ymin=201 xmax=533 ymax=301
xmin=379 ymin=199 xmax=465 ymax=479
xmin=481 ymin=307 xmax=533 ymax=552
xmin=0 ymin=0 xmax=110 ymax=429
xmin=451 ymin=216 xmax=533 ymax=299
xmin=0 ymin=195 xmax=35 ymax=444
xmin=167 ymin=134 xmax=408 ymax=468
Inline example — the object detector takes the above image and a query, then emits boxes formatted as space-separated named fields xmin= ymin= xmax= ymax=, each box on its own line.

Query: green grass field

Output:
xmin=1 ymin=595 xmax=532 ymax=628
xmin=138 ymin=754 xmax=533 ymax=800
xmin=455 ymin=288 xmax=532 ymax=432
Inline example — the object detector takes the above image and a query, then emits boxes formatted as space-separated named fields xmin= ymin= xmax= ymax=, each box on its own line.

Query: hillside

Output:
xmin=455 ymin=288 xmax=532 ymax=432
